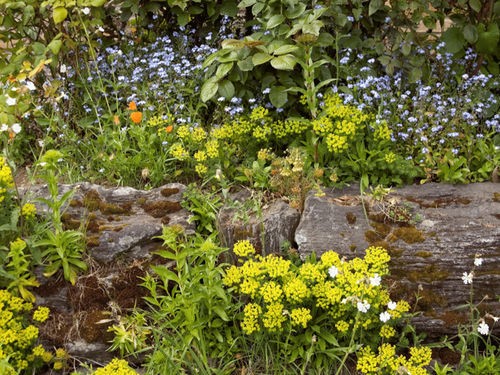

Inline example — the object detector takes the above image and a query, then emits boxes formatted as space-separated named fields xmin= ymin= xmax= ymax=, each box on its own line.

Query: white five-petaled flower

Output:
xmin=462 ymin=272 xmax=473 ymax=285
xmin=25 ymin=81 xmax=36 ymax=91
xmin=328 ymin=266 xmax=339 ymax=279
xmin=478 ymin=321 xmax=489 ymax=335
xmin=11 ymin=124 xmax=21 ymax=134
xmin=82 ymin=7 xmax=90 ymax=15
xmin=387 ymin=301 xmax=397 ymax=310
xmin=6 ymin=95 xmax=16 ymax=106
xmin=60 ymin=64 xmax=67 ymax=74
xmin=357 ymin=300 xmax=370 ymax=313
xmin=380 ymin=311 xmax=391 ymax=323
xmin=0 ymin=124 xmax=8 ymax=132
xmin=369 ymin=274 xmax=381 ymax=286
xmin=474 ymin=257 xmax=483 ymax=267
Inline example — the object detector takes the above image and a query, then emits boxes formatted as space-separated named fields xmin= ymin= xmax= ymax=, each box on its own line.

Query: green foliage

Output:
xmin=134 ymin=226 xmax=241 ymax=373
xmin=224 ymin=241 xmax=413 ymax=372
xmin=34 ymin=150 xmax=87 ymax=285
xmin=0 ymin=289 xmax=58 ymax=373
xmin=181 ymin=184 xmax=223 ymax=235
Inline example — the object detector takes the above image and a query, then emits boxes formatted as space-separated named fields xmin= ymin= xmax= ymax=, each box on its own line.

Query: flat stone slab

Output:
xmin=295 ymin=182 xmax=500 ymax=335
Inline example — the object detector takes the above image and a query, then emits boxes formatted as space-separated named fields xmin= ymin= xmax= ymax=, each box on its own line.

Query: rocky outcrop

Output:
xmin=295 ymin=182 xmax=500 ymax=336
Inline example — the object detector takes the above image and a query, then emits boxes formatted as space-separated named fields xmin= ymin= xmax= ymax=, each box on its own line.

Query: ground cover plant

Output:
xmin=1 ymin=0 xmax=499 ymax=373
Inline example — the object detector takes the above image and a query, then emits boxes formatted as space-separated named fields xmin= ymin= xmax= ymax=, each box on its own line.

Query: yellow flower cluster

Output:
xmin=225 ymin=240 xmax=409 ymax=338
xmin=374 ymin=120 xmax=392 ymax=141
xmin=249 ymin=106 xmax=269 ymax=121
xmin=93 ymin=358 xmax=139 ymax=375
xmin=357 ymin=344 xmax=432 ymax=375
xmin=194 ymin=150 xmax=207 ymax=162
xmin=205 ymin=139 xmax=219 ymax=159
xmin=21 ymin=203 xmax=37 ymax=220
xmin=0 ymin=156 xmax=14 ymax=203
xmin=169 ymin=143 xmax=189 ymax=160
xmin=326 ymin=133 xmax=348 ymax=153
xmin=384 ymin=152 xmax=396 ymax=164
xmin=233 ymin=240 xmax=256 ymax=257
xmin=290 ymin=307 xmax=312 ymax=328
xmin=0 ymin=289 xmax=54 ymax=372
xmin=147 ymin=115 xmax=168 ymax=127
xmin=32 ymin=306 xmax=50 ymax=323
xmin=176 ymin=125 xmax=190 ymax=139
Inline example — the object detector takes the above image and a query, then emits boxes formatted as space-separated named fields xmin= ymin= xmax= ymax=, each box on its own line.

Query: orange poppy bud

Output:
xmin=130 ymin=111 xmax=143 ymax=124
xmin=165 ymin=125 xmax=173 ymax=133
xmin=128 ymin=101 xmax=137 ymax=111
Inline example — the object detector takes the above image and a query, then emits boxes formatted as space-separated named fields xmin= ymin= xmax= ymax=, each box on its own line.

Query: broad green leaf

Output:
xmin=48 ymin=39 xmax=63 ymax=55
xmin=215 ymin=62 xmax=233 ymax=79
xmin=441 ymin=27 xmax=465 ymax=54
xmin=220 ymin=1 xmax=238 ymax=16
xmin=302 ymin=20 xmax=323 ymax=36
xmin=252 ymin=52 xmax=273 ymax=65
xmin=270 ymin=54 xmax=296 ymax=70
xmin=273 ymin=44 xmax=299 ymax=55
xmin=463 ymin=24 xmax=478 ymax=43
xmin=237 ymin=56 xmax=254 ymax=71
xmin=52 ymin=7 xmax=68 ymax=24
xmin=252 ymin=1 xmax=265 ymax=15
xmin=22 ymin=5 xmax=35 ymax=25
xmin=91 ymin=0 xmax=107 ymax=7
xmin=200 ymin=77 xmax=219 ymax=102
xmin=269 ymin=86 xmax=287 ymax=108
xmin=238 ymin=0 xmax=256 ymax=7
xmin=267 ymin=14 xmax=285 ymax=29
xmin=477 ymin=30 xmax=499 ymax=54
xmin=213 ymin=306 xmax=230 ymax=321
xmin=218 ymin=80 xmax=235 ymax=98
xmin=285 ymin=3 xmax=306 ymax=19
xmin=369 ymin=0 xmax=383 ymax=16
xmin=469 ymin=0 xmax=482 ymax=12
xmin=402 ymin=43 xmax=411 ymax=56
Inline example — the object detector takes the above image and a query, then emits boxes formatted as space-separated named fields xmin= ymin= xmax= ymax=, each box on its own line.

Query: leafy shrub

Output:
xmin=223 ymin=240 xmax=412 ymax=372
xmin=0 ymin=289 xmax=59 ymax=373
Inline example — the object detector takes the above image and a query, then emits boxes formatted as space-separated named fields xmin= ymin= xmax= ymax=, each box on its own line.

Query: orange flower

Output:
xmin=130 ymin=111 xmax=142 ymax=124
xmin=128 ymin=101 xmax=137 ymax=111
xmin=113 ymin=115 xmax=120 ymax=125
xmin=165 ymin=125 xmax=174 ymax=133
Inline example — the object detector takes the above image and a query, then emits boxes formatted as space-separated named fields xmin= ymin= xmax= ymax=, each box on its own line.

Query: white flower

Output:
xmin=478 ymin=321 xmax=489 ymax=335
xmin=82 ymin=7 xmax=90 ymax=15
xmin=328 ymin=266 xmax=339 ymax=279
xmin=60 ymin=64 xmax=67 ymax=74
xmin=11 ymin=123 xmax=21 ymax=134
xmin=462 ymin=272 xmax=473 ymax=285
xmin=6 ymin=95 xmax=16 ymax=106
xmin=380 ymin=311 xmax=391 ymax=323
xmin=98 ymin=26 xmax=105 ymax=32
xmin=0 ymin=124 xmax=8 ymax=132
xmin=474 ymin=257 xmax=483 ymax=267
xmin=387 ymin=301 xmax=397 ymax=310
xmin=357 ymin=300 xmax=370 ymax=313
xmin=25 ymin=81 xmax=36 ymax=91
xmin=369 ymin=274 xmax=381 ymax=286
xmin=38 ymin=139 xmax=45 ymax=147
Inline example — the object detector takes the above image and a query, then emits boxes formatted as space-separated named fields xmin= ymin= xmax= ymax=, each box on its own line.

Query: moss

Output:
xmin=99 ymin=201 xmax=132 ymax=215
xmin=161 ymin=187 xmax=180 ymax=197
xmin=493 ymin=192 xmax=500 ymax=203
xmin=389 ymin=226 xmax=425 ymax=244
xmin=437 ymin=310 xmax=468 ymax=327
xmin=69 ymin=199 xmax=82 ymax=208
xmin=415 ymin=250 xmax=433 ymax=258
xmin=142 ymin=200 xmax=182 ymax=218
xmin=345 ymin=212 xmax=356 ymax=225
xmin=81 ymin=310 xmax=113 ymax=343
xmin=136 ymin=197 xmax=147 ymax=205
xmin=407 ymin=196 xmax=471 ymax=208
xmin=61 ymin=213 xmax=81 ymax=230
xmin=86 ymin=235 xmax=100 ymax=247
xmin=493 ymin=214 xmax=500 ymax=220
xmin=417 ymin=288 xmax=448 ymax=311
xmin=349 ymin=244 xmax=357 ymax=252
xmin=386 ymin=246 xmax=404 ymax=258
xmin=161 ymin=216 xmax=171 ymax=225
xmin=83 ymin=189 xmax=102 ymax=211
xmin=365 ymin=230 xmax=385 ymax=243
xmin=371 ymin=221 xmax=392 ymax=237
xmin=408 ymin=264 xmax=449 ymax=283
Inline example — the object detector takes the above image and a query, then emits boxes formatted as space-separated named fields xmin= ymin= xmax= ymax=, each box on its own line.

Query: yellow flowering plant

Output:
xmin=224 ymin=241 xmax=414 ymax=372
xmin=0 ymin=289 xmax=61 ymax=374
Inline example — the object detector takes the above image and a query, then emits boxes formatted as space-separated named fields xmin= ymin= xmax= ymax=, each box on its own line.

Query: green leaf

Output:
xmin=267 ymin=14 xmax=285 ymax=29
xmin=285 ymin=3 xmax=306 ymax=19
xmin=369 ymin=0 xmax=383 ymax=16
xmin=91 ymin=0 xmax=107 ymax=6
xmin=270 ymin=54 xmax=296 ymax=70
xmin=215 ymin=62 xmax=233 ymax=79
xmin=152 ymin=265 xmax=180 ymax=284
xmin=463 ymin=24 xmax=478 ymax=43
xmin=273 ymin=44 xmax=299 ymax=55
xmin=238 ymin=0 xmax=256 ymax=7
xmin=200 ymin=77 xmax=219 ymax=102
xmin=441 ymin=27 xmax=466 ymax=54
xmin=469 ymin=0 xmax=482 ymax=12
xmin=476 ymin=23 xmax=499 ymax=54
xmin=213 ymin=306 xmax=229 ymax=321
xmin=47 ymin=39 xmax=63 ymax=55
xmin=237 ymin=56 xmax=254 ymax=71
xmin=269 ymin=86 xmax=287 ymax=108
xmin=252 ymin=52 xmax=273 ymax=66
xmin=52 ymin=7 xmax=68 ymax=24
xmin=218 ymin=80 xmax=235 ymax=98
